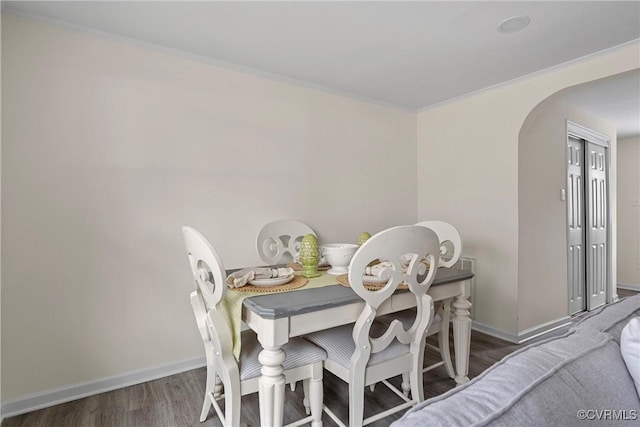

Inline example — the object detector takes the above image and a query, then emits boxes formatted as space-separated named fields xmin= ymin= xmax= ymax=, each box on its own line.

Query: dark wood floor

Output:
xmin=4 ymin=288 xmax=636 ymax=427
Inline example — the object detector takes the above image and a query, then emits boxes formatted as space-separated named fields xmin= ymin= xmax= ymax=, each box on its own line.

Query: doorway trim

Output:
xmin=567 ymin=121 xmax=609 ymax=148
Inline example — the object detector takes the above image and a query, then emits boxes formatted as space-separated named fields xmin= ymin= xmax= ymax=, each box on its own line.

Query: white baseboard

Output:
xmin=516 ymin=316 xmax=572 ymax=343
xmin=472 ymin=316 xmax=572 ymax=345
xmin=618 ymin=282 xmax=640 ymax=292
xmin=471 ymin=322 xmax=520 ymax=343
xmin=1 ymin=356 xmax=206 ymax=419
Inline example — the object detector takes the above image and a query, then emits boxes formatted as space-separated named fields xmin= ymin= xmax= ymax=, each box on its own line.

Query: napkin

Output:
xmin=364 ymin=262 xmax=393 ymax=279
xmin=227 ymin=267 xmax=294 ymax=288
xmin=364 ymin=255 xmax=429 ymax=278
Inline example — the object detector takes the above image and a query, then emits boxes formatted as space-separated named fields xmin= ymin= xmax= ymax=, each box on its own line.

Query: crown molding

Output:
xmin=1 ymin=6 xmax=414 ymax=113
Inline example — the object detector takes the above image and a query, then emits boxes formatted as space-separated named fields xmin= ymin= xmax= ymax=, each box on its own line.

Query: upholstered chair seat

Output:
xmin=238 ymin=331 xmax=327 ymax=381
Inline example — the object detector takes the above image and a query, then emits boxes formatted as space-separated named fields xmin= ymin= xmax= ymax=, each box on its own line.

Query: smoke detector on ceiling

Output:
xmin=497 ymin=16 xmax=531 ymax=33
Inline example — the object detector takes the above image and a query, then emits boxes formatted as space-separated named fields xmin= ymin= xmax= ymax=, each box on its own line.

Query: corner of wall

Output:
xmin=616 ymin=135 xmax=640 ymax=287
xmin=1 ymin=9 xmax=4 ymax=422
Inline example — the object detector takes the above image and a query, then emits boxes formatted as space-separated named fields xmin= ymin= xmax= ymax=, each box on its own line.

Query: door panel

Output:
xmin=567 ymin=136 xmax=586 ymax=315
xmin=585 ymin=142 xmax=607 ymax=310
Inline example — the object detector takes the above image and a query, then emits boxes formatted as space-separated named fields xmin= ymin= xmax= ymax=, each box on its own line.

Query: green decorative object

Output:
xmin=300 ymin=234 xmax=321 ymax=278
xmin=357 ymin=232 xmax=371 ymax=246
xmin=357 ymin=232 xmax=378 ymax=266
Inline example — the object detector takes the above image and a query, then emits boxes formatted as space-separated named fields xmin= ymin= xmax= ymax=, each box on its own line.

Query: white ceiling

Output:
xmin=3 ymin=1 xmax=640 ymax=135
xmin=562 ymin=70 xmax=640 ymax=139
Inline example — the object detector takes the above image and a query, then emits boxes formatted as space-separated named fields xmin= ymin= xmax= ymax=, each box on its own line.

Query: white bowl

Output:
xmin=321 ymin=243 xmax=359 ymax=275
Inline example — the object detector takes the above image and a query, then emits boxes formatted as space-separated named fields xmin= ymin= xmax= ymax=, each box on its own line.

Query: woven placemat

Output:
xmin=230 ymin=275 xmax=308 ymax=293
xmin=287 ymin=262 xmax=331 ymax=272
xmin=336 ymin=274 xmax=409 ymax=291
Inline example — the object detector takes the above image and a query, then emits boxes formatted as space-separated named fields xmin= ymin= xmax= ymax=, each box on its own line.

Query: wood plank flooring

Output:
xmin=4 ymin=289 xmax=636 ymax=427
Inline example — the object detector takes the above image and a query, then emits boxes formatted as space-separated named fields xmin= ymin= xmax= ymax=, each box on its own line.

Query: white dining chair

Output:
xmin=256 ymin=219 xmax=316 ymax=265
xmin=183 ymin=226 xmax=326 ymax=427
xmin=415 ymin=220 xmax=463 ymax=268
xmin=413 ymin=220 xmax=462 ymax=378
xmin=305 ymin=225 xmax=440 ymax=427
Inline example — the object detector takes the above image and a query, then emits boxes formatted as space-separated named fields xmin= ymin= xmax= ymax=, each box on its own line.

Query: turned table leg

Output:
xmin=258 ymin=346 xmax=286 ymax=427
xmin=452 ymin=291 xmax=472 ymax=385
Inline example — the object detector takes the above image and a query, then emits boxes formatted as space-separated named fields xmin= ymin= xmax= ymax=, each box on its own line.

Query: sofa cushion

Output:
xmin=392 ymin=330 xmax=640 ymax=427
xmin=621 ymin=317 xmax=640 ymax=396
xmin=571 ymin=294 xmax=640 ymax=343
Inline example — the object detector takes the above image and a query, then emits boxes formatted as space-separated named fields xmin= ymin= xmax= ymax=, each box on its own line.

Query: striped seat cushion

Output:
xmin=239 ymin=331 xmax=327 ymax=381
xmin=383 ymin=310 xmax=443 ymax=330
xmin=305 ymin=321 xmax=409 ymax=369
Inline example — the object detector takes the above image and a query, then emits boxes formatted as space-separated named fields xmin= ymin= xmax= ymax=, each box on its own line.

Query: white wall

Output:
xmin=618 ymin=135 xmax=640 ymax=287
xmin=518 ymin=98 xmax=616 ymax=332
xmin=417 ymin=42 xmax=638 ymax=336
xmin=1 ymin=14 xmax=417 ymax=401
xmin=0 ymin=8 xmax=3 ymax=420
xmin=417 ymin=93 xmax=520 ymax=335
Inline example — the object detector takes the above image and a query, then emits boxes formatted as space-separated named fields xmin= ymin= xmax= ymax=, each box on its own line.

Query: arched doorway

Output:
xmin=518 ymin=69 xmax=638 ymax=328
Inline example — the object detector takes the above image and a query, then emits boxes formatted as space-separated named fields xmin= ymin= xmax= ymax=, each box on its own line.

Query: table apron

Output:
xmin=244 ymin=280 xmax=471 ymax=340
xmin=428 ymin=280 xmax=470 ymax=302
xmin=243 ymin=314 xmax=290 ymax=347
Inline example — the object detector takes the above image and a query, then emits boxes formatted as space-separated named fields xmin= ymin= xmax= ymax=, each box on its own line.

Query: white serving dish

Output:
xmin=321 ymin=243 xmax=359 ymax=275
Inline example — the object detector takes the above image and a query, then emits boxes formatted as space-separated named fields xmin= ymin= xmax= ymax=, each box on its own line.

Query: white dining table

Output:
xmin=241 ymin=267 xmax=474 ymax=427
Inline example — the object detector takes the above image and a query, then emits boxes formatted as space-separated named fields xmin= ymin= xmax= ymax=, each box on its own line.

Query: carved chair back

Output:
xmin=256 ymin=219 xmax=316 ymax=264
xmin=347 ymin=225 xmax=440 ymax=381
xmin=415 ymin=220 xmax=462 ymax=268
xmin=183 ymin=226 xmax=239 ymax=387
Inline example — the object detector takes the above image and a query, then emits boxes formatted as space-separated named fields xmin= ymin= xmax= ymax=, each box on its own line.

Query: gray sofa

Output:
xmin=392 ymin=294 xmax=640 ymax=427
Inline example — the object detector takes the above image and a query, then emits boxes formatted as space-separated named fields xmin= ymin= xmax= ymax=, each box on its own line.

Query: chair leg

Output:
xmin=439 ymin=299 xmax=455 ymax=379
xmin=349 ymin=370 xmax=366 ymax=427
xmin=401 ymin=372 xmax=410 ymax=397
xmin=200 ymin=395 xmax=213 ymax=423
xmin=309 ymin=368 xmax=324 ymax=427
xmin=302 ymin=379 xmax=311 ymax=415
xmin=409 ymin=365 xmax=424 ymax=402
xmin=200 ymin=359 xmax=219 ymax=422
xmin=220 ymin=371 xmax=241 ymax=427
xmin=213 ymin=373 xmax=224 ymax=398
